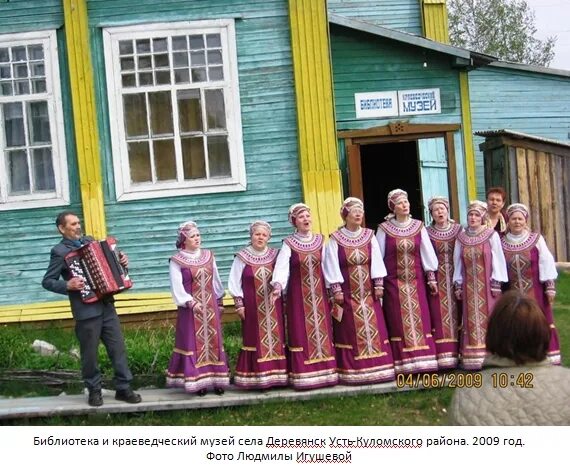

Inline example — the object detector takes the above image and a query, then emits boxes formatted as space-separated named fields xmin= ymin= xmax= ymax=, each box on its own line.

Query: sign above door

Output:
xmin=355 ymin=88 xmax=441 ymax=119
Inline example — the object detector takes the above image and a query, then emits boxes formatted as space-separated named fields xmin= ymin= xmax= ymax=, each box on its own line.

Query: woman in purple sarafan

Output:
xmin=228 ymin=220 xmax=288 ymax=389
xmin=271 ymin=203 xmax=338 ymax=390
xmin=453 ymin=201 xmax=508 ymax=370
xmin=375 ymin=189 xmax=439 ymax=375
xmin=501 ymin=203 xmax=561 ymax=365
xmin=324 ymin=197 xmax=395 ymax=385
xmin=426 ymin=196 xmax=462 ymax=370
xmin=165 ymin=221 xmax=230 ymax=396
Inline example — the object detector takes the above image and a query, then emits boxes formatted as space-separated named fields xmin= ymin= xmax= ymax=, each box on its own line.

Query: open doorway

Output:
xmin=360 ymin=141 xmax=423 ymax=230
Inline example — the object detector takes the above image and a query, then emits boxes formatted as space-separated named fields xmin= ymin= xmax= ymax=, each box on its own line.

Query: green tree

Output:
xmin=447 ymin=0 xmax=556 ymax=66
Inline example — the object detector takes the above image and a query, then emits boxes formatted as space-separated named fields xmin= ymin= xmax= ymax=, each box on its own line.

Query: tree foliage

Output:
xmin=447 ymin=0 xmax=556 ymax=66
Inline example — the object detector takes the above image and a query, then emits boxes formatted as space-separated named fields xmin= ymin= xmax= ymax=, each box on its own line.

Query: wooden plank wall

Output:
xmin=0 ymin=1 xmax=84 ymax=307
xmin=331 ymin=25 xmax=463 ymax=131
xmin=330 ymin=23 xmax=469 ymax=221
xmin=88 ymin=0 xmax=301 ymax=293
xmin=469 ymin=66 xmax=570 ymax=199
xmin=0 ymin=0 xmax=301 ymax=316
xmin=327 ymin=0 xmax=423 ymax=35
xmin=513 ymin=146 xmax=569 ymax=262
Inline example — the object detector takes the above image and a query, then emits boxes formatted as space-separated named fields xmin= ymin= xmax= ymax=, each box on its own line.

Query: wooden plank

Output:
xmin=346 ymin=143 xmax=363 ymax=201
xmin=0 ymin=292 xmax=239 ymax=324
xmin=328 ymin=0 xmax=423 ymax=34
xmin=289 ymin=0 xmax=343 ymax=235
xmin=460 ymin=71 xmax=477 ymax=200
xmin=478 ymin=136 xmax=570 ymax=157
xmin=422 ymin=0 xmax=450 ymax=43
xmin=516 ymin=147 xmax=530 ymax=214
xmin=551 ymin=155 xmax=566 ymax=261
xmin=537 ymin=151 xmax=554 ymax=253
xmin=63 ymin=0 xmax=107 ymax=238
xmin=565 ymin=159 xmax=570 ymax=260
xmin=338 ymin=123 xmax=460 ymax=139
xmin=508 ymin=146 xmax=519 ymax=202
xmin=445 ymin=131 xmax=460 ymax=222
xmin=526 ymin=149 xmax=541 ymax=233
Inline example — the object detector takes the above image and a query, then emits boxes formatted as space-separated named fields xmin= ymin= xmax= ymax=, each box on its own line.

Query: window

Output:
xmin=103 ymin=20 xmax=246 ymax=201
xmin=0 ymin=30 xmax=69 ymax=210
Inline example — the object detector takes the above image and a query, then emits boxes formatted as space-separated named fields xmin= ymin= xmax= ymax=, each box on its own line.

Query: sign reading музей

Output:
xmin=355 ymin=88 xmax=441 ymax=119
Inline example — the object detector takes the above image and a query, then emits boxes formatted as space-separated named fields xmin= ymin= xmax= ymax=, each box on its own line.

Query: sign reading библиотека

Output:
xmin=354 ymin=91 xmax=398 ymax=118
xmin=354 ymin=88 xmax=441 ymax=119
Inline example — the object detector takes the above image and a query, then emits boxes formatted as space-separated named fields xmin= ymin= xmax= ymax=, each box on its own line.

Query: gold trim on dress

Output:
xmin=195 ymin=360 xmax=227 ymax=368
xmin=173 ymin=348 xmax=194 ymax=356
xmin=235 ymin=369 xmax=288 ymax=376
xmin=288 ymin=346 xmax=304 ymax=352
xmin=355 ymin=351 xmax=387 ymax=360
xmin=304 ymin=355 xmax=336 ymax=365
xmin=258 ymin=355 xmax=287 ymax=362
xmin=402 ymin=345 xmax=430 ymax=352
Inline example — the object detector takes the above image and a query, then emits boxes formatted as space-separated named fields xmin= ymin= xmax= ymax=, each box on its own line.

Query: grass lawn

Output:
xmin=1 ymin=272 xmax=569 ymax=426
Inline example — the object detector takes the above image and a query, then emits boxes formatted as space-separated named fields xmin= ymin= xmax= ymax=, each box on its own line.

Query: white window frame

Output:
xmin=0 ymin=30 xmax=69 ymax=211
xmin=103 ymin=20 xmax=246 ymax=202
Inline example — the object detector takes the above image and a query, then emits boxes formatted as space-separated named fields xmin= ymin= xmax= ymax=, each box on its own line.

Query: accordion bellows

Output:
xmin=65 ymin=237 xmax=133 ymax=303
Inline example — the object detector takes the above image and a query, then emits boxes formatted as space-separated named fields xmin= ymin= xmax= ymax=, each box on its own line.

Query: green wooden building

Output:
xmin=1 ymin=0 xmax=568 ymax=324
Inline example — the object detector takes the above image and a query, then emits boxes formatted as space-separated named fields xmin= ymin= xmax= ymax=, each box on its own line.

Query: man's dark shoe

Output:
xmin=88 ymin=390 xmax=103 ymax=407
xmin=214 ymin=388 xmax=225 ymax=395
xmin=115 ymin=388 xmax=142 ymax=404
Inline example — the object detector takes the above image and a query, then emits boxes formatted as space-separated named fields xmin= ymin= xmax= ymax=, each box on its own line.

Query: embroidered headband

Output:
xmin=387 ymin=189 xmax=408 ymax=211
xmin=249 ymin=220 xmax=272 ymax=236
xmin=340 ymin=197 xmax=364 ymax=219
xmin=288 ymin=202 xmax=310 ymax=226
xmin=176 ymin=220 xmax=199 ymax=249
xmin=428 ymin=196 xmax=449 ymax=212
xmin=506 ymin=203 xmax=529 ymax=221
xmin=467 ymin=200 xmax=487 ymax=218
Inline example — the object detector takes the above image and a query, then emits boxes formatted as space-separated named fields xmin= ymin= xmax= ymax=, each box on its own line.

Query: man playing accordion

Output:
xmin=42 ymin=211 xmax=141 ymax=407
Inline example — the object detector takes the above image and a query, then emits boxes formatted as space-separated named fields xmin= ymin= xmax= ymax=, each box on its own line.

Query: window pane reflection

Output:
xmin=128 ymin=141 xmax=151 ymax=183
xmin=123 ymin=94 xmax=148 ymax=138
xmin=182 ymin=137 xmax=206 ymax=179
xmin=178 ymin=89 xmax=202 ymax=132
xmin=32 ymin=147 xmax=55 ymax=191
xmin=205 ymin=89 xmax=226 ymax=130
xmin=8 ymin=150 xmax=30 ymax=194
xmin=208 ymin=135 xmax=230 ymax=177
xmin=3 ymin=102 xmax=25 ymax=147
xmin=149 ymin=91 xmax=173 ymax=136
xmin=154 ymin=140 xmax=176 ymax=181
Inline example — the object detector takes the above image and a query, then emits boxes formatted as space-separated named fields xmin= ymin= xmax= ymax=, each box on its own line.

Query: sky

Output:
xmin=525 ymin=0 xmax=570 ymax=70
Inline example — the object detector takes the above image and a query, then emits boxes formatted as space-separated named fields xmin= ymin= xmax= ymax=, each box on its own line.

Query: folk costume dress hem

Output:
xmin=326 ymin=227 xmax=395 ymax=385
xmin=272 ymin=232 xmax=338 ymax=390
xmin=427 ymin=223 xmax=462 ymax=370
xmin=376 ymin=218 xmax=439 ymax=375
xmin=166 ymin=249 xmax=230 ymax=394
xmin=502 ymin=231 xmax=561 ymax=365
xmin=453 ymin=228 xmax=508 ymax=371
xmin=229 ymin=246 xmax=289 ymax=389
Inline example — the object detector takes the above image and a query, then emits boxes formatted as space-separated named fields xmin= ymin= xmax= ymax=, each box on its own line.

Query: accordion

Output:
xmin=64 ymin=237 xmax=133 ymax=303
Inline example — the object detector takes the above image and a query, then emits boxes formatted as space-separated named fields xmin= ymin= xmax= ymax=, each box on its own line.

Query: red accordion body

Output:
xmin=64 ymin=237 xmax=133 ymax=303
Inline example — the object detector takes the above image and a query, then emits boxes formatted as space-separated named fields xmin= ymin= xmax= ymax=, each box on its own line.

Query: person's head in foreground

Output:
xmin=486 ymin=290 xmax=549 ymax=365
xmin=448 ymin=290 xmax=570 ymax=426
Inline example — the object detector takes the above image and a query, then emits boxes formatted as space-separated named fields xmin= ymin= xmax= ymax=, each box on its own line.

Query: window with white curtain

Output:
xmin=103 ymin=20 xmax=246 ymax=201
xmin=0 ymin=30 xmax=68 ymax=210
